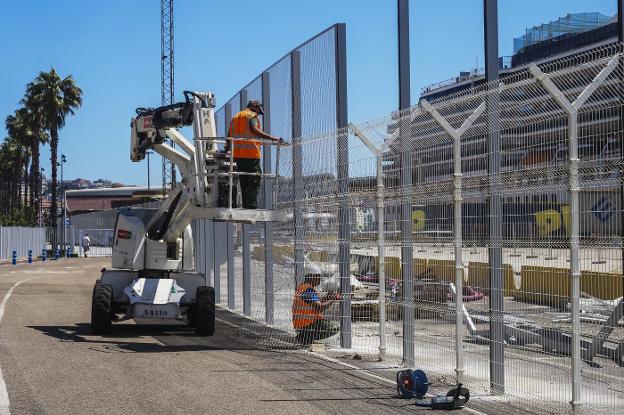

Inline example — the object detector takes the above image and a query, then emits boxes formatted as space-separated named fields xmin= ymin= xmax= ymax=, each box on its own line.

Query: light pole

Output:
xmin=59 ymin=154 xmax=67 ymax=254
xmin=39 ymin=167 xmax=45 ymax=227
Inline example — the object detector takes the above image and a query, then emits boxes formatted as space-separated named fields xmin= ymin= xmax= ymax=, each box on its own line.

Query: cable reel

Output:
xmin=396 ymin=369 xmax=470 ymax=410
xmin=396 ymin=369 xmax=429 ymax=399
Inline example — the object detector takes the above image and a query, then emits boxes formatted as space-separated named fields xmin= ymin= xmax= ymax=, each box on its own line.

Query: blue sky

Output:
xmin=0 ymin=0 xmax=617 ymax=186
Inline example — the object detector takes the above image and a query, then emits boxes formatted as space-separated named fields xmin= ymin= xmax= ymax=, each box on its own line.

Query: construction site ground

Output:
xmin=0 ymin=258 xmax=618 ymax=414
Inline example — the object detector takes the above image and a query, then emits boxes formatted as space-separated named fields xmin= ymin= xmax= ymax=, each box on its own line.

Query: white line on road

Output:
xmin=0 ymin=368 xmax=8 ymax=415
xmin=0 ymin=275 xmax=45 ymax=415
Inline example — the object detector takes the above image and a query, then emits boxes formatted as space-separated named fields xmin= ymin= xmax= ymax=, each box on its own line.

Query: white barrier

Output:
xmin=0 ymin=227 xmax=46 ymax=260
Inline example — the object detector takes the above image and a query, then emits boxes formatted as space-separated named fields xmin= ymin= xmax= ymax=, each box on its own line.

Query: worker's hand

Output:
xmin=276 ymin=137 xmax=289 ymax=146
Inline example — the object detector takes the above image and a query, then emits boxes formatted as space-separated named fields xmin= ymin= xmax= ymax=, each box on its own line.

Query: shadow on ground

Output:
xmin=28 ymin=307 xmax=303 ymax=354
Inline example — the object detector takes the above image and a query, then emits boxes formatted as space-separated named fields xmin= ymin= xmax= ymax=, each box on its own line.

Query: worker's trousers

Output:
xmin=295 ymin=319 xmax=339 ymax=345
xmin=235 ymin=158 xmax=261 ymax=209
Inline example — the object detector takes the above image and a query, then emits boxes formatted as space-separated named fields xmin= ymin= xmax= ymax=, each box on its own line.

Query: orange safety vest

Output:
xmin=292 ymin=282 xmax=323 ymax=329
xmin=228 ymin=109 xmax=262 ymax=159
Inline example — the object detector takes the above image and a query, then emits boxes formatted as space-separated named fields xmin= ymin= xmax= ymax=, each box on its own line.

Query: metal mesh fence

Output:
xmin=218 ymin=42 xmax=624 ymax=413
xmin=191 ymin=26 xmax=343 ymax=322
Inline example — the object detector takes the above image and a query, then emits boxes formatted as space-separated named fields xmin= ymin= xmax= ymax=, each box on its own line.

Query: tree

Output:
xmin=0 ymin=137 xmax=27 ymax=215
xmin=9 ymin=107 xmax=50 ymax=219
xmin=5 ymin=110 xmax=30 ymax=206
xmin=24 ymin=69 xmax=82 ymax=226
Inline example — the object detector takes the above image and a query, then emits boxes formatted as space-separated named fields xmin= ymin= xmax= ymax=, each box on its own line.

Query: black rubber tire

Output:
xmin=194 ymin=286 xmax=215 ymax=336
xmin=91 ymin=281 xmax=113 ymax=335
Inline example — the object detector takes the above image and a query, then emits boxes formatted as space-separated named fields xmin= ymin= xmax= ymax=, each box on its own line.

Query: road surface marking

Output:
xmin=0 ymin=368 xmax=8 ymax=415
xmin=0 ymin=275 xmax=45 ymax=415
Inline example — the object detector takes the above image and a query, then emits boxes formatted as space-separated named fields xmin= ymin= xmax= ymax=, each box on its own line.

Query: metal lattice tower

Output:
xmin=161 ymin=0 xmax=176 ymax=194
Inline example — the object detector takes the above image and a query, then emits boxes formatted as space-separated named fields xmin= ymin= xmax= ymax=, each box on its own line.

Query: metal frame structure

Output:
xmin=161 ymin=0 xmax=176 ymax=194
xmin=484 ymin=0 xmax=505 ymax=394
xmin=398 ymin=0 xmax=414 ymax=366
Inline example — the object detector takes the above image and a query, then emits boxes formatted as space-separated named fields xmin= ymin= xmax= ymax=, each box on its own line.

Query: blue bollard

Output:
xmin=12 ymin=250 xmax=17 ymax=265
xmin=28 ymin=250 xmax=33 ymax=264
xmin=55 ymin=247 xmax=60 ymax=260
xmin=42 ymin=249 xmax=47 ymax=261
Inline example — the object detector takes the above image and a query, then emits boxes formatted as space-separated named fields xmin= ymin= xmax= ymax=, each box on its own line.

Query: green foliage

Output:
xmin=1 ymin=68 xmax=82 ymax=227
xmin=23 ymin=68 xmax=83 ymax=226
xmin=0 ymin=206 xmax=37 ymax=226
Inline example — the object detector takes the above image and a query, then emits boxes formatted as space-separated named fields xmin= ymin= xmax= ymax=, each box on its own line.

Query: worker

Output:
xmin=292 ymin=266 xmax=340 ymax=345
xmin=227 ymin=100 xmax=286 ymax=209
xmin=81 ymin=233 xmax=91 ymax=258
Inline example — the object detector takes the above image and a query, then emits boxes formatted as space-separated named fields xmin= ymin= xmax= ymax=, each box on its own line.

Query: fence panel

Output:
xmin=220 ymin=42 xmax=624 ymax=413
xmin=0 ymin=227 xmax=46 ymax=260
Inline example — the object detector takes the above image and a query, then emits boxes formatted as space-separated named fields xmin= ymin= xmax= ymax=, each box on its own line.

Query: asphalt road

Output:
xmin=0 ymin=258 xmax=459 ymax=415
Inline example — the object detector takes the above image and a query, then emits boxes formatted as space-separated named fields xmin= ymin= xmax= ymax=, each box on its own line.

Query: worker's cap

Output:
xmin=247 ymin=100 xmax=264 ymax=115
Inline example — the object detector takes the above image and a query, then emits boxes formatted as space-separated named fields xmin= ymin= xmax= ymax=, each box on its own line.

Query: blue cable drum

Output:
xmin=396 ymin=369 xmax=429 ymax=399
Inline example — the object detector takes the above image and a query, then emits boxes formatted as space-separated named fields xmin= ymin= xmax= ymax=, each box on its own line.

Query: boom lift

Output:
xmin=90 ymin=91 xmax=284 ymax=335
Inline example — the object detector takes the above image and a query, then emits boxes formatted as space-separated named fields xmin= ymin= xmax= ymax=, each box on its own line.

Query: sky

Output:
xmin=0 ymin=0 xmax=618 ymax=186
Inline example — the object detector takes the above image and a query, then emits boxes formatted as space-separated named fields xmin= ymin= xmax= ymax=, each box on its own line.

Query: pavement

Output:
xmin=0 ymin=258 xmax=485 ymax=415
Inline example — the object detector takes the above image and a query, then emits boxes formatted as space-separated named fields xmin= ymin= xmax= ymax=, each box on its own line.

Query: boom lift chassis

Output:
xmin=91 ymin=91 xmax=284 ymax=336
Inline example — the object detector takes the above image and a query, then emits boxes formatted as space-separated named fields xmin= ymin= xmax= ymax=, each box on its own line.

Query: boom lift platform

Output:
xmin=90 ymin=91 xmax=286 ymax=335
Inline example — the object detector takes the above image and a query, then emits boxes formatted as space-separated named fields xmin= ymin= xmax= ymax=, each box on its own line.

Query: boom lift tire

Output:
xmin=91 ymin=281 xmax=113 ymax=335
xmin=194 ymin=286 xmax=215 ymax=336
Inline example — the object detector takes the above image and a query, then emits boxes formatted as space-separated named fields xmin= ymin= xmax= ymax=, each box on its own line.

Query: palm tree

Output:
xmin=0 ymin=137 xmax=26 ymax=216
xmin=25 ymin=68 xmax=82 ymax=226
xmin=9 ymin=107 xmax=50 ymax=217
xmin=5 ymin=112 xmax=29 ymax=207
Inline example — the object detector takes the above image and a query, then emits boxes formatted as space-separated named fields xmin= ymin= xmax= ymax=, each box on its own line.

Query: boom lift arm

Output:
xmin=129 ymin=90 xmax=283 ymax=249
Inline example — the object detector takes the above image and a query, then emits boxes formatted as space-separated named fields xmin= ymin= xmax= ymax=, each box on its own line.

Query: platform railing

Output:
xmin=194 ymin=137 xmax=285 ymax=210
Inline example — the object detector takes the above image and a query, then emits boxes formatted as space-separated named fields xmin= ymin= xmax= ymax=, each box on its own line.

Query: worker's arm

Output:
xmin=310 ymin=293 xmax=340 ymax=313
xmin=302 ymin=288 xmax=339 ymax=312
xmin=250 ymin=124 xmax=285 ymax=144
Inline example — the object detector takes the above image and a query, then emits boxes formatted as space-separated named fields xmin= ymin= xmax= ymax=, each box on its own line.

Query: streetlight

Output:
xmin=58 ymin=154 xmax=67 ymax=254
xmin=39 ymin=167 xmax=45 ymax=227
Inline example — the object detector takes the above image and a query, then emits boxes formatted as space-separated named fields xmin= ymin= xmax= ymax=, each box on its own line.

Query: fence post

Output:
xmin=262 ymin=70 xmax=275 ymax=324
xmin=242 ymin=224 xmax=251 ymax=316
xmin=568 ymin=112 xmax=582 ymax=405
xmin=377 ymin=155 xmax=386 ymax=359
xmin=618 ymin=1 xmax=624 ymax=373
xmin=214 ymin=105 xmax=230 ymax=303
xmin=398 ymin=0 xmax=414 ymax=365
xmin=335 ymin=23 xmax=351 ymax=349
xmin=227 ymin=223 xmax=235 ymax=309
xmin=349 ymin=123 xmax=385 ymax=358
xmin=240 ymin=91 xmax=252 ymax=316
xmin=529 ymin=54 xmax=619 ymax=406
xmin=291 ymin=51 xmax=305 ymax=285
xmin=421 ymin=98 xmax=485 ymax=382
xmin=206 ymin=220 xmax=215 ymax=288
xmin=224 ymin=102 xmax=236 ymax=310
xmin=213 ymin=221 xmax=221 ymax=303
xmin=484 ymin=0 xmax=504 ymax=394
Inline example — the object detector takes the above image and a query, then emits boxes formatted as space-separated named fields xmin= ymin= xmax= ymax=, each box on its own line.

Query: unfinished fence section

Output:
xmin=230 ymin=43 xmax=624 ymax=413
xmin=192 ymin=24 xmax=347 ymax=322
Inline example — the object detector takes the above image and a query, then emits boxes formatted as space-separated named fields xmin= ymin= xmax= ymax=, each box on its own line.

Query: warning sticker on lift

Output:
xmin=117 ymin=229 xmax=133 ymax=240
